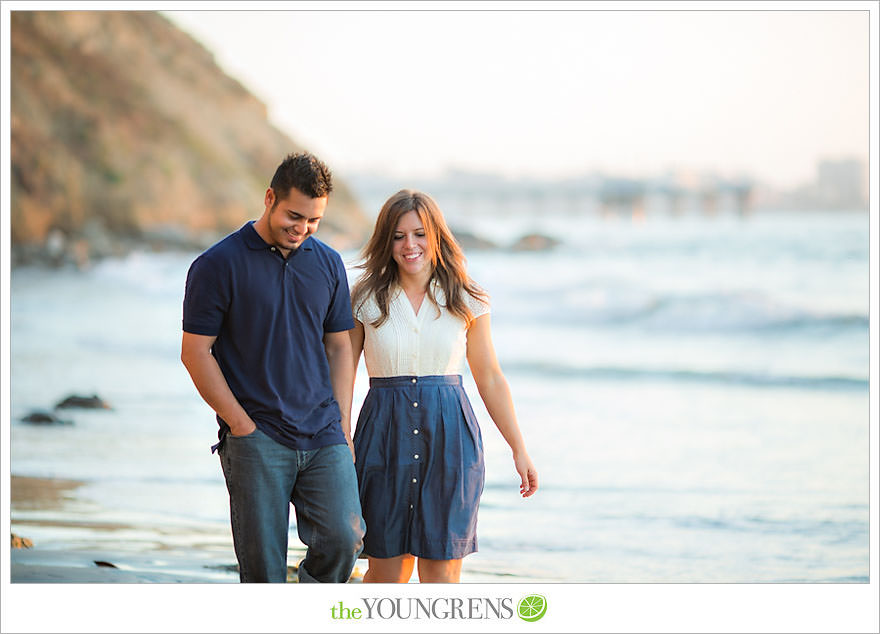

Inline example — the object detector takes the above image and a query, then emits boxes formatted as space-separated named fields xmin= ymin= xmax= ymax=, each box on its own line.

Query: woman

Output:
xmin=349 ymin=189 xmax=538 ymax=583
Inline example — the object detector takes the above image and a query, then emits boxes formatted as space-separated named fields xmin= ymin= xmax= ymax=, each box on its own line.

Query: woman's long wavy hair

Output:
xmin=352 ymin=189 xmax=488 ymax=328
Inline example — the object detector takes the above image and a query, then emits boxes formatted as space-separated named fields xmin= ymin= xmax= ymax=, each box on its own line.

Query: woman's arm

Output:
xmin=342 ymin=318 xmax=367 ymax=461
xmin=466 ymin=314 xmax=538 ymax=497
xmin=349 ymin=318 xmax=365 ymax=376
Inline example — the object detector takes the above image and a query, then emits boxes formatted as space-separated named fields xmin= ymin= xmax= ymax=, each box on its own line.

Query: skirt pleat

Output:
xmin=353 ymin=375 xmax=485 ymax=560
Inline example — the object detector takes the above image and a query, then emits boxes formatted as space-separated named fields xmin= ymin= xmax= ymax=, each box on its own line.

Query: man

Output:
xmin=181 ymin=152 xmax=364 ymax=583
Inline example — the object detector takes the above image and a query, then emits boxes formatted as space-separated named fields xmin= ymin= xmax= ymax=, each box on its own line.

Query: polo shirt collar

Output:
xmin=239 ymin=221 xmax=314 ymax=252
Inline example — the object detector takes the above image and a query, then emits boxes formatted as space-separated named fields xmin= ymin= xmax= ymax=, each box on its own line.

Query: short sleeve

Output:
xmin=323 ymin=252 xmax=356 ymax=333
xmin=353 ymin=288 xmax=380 ymax=325
xmin=465 ymin=288 xmax=491 ymax=320
xmin=182 ymin=253 xmax=230 ymax=336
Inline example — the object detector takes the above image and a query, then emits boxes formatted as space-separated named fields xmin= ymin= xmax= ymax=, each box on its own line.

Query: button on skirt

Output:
xmin=353 ymin=375 xmax=485 ymax=560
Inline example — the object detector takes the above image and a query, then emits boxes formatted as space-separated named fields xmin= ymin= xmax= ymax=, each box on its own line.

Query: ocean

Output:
xmin=8 ymin=208 xmax=870 ymax=583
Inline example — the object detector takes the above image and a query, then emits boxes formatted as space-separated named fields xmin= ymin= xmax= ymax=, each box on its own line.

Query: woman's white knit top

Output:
xmin=355 ymin=280 xmax=490 ymax=378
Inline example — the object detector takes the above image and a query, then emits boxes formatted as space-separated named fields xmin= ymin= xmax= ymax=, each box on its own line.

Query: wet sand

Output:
xmin=10 ymin=475 xmax=512 ymax=584
xmin=11 ymin=475 xmax=255 ymax=583
xmin=11 ymin=475 xmax=86 ymax=511
xmin=11 ymin=475 xmax=394 ymax=583
xmin=10 ymin=548 xmax=232 ymax=583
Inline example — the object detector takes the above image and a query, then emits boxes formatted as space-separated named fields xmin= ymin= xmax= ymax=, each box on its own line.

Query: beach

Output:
xmin=10 ymin=475 xmax=246 ymax=583
xmin=11 ymin=475 xmax=516 ymax=583
xmin=7 ymin=210 xmax=870 ymax=585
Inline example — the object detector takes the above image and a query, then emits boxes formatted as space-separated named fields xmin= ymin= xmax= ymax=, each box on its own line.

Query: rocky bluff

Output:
xmin=10 ymin=11 xmax=370 ymax=266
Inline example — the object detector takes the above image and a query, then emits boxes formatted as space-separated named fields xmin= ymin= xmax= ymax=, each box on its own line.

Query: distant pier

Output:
xmin=358 ymin=176 xmax=756 ymax=221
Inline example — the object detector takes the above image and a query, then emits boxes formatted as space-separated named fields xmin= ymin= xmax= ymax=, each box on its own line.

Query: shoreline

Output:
xmin=10 ymin=475 xmax=244 ymax=583
xmin=9 ymin=475 xmax=501 ymax=584
xmin=11 ymin=475 xmax=85 ymax=511
xmin=9 ymin=475 xmax=349 ymax=583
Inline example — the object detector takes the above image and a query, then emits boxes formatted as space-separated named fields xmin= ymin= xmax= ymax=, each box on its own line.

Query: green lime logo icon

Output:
xmin=517 ymin=594 xmax=547 ymax=622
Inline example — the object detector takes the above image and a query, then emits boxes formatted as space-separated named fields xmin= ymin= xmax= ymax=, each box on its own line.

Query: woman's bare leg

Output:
xmin=363 ymin=555 xmax=416 ymax=583
xmin=417 ymin=557 xmax=463 ymax=583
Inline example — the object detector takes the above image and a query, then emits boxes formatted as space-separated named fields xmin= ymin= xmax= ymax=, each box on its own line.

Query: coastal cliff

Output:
xmin=10 ymin=11 xmax=370 ymax=266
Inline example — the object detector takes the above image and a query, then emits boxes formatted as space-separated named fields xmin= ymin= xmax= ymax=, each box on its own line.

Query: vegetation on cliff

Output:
xmin=10 ymin=11 xmax=369 ymax=266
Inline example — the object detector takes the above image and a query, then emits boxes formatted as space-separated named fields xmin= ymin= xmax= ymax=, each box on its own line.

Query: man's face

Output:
xmin=263 ymin=187 xmax=328 ymax=253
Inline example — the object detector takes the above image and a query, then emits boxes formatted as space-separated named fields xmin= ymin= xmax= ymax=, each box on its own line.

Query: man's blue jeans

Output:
xmin=218 ymin=428 xmax=365 ymax=582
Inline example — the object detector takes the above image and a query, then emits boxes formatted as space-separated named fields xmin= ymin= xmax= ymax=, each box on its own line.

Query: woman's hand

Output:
xmin=345 ymin=434 xmax=356 ymax=463
xmin=514 ymin=451 xmax=539 ymax=498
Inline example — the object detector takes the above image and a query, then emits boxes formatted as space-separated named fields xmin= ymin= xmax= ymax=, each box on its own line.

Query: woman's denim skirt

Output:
xmin=353 ymin=375 xmax=485 ymax=560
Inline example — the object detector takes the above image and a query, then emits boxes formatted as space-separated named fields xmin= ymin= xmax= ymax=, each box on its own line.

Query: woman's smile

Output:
xmin=393 ymin=211 xmax=430 ymax=276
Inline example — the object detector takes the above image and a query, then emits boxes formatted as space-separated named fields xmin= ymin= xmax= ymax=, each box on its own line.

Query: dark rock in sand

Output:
xmin=55 ymin=394 xmax=112 ymax=410
xmin=94 ymin=560 xmax=118 ymax=568
xmin=451 ymin=228 xmax=498 ymax=251
xmin=20 ymin=409 xmax=73 ymax=425
xmin=510 ymin=233 xmax=563 ymax=252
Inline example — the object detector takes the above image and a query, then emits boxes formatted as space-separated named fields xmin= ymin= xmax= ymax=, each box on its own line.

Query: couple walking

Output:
xmin=181 ymin=152 xmax=538 ymax=583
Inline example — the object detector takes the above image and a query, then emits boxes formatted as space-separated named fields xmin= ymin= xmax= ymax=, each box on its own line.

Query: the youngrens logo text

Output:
xmin=330 ymin=597 xmax=514 ymax=620
xmin=330 ymin=595 xmax=547 ymax=622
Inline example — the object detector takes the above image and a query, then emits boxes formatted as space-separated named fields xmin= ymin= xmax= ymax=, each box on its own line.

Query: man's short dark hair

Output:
xmin=270 ymin=152 xmax=333 ymax=201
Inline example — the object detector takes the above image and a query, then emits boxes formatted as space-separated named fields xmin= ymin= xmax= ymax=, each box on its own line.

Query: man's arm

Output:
xmin=323 ymin=329 xmax=356 ymax=462
xmin=181 ymin=331 xmax=256 ymax=436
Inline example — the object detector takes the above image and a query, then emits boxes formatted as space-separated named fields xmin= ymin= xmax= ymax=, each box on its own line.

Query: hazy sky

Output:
xmin=164 ymin=7 xmax=869 ymax=189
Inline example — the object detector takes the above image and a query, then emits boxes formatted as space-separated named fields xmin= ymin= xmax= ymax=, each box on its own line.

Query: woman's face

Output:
xmin=392 ymin=210 xmax=430 ymax=279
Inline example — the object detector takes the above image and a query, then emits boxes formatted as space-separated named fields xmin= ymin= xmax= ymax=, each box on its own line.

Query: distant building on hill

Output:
xmin=779 ymin=157 xmax=868 ymax=211
xmin=815 ymin=158 xmax=868 ymax=209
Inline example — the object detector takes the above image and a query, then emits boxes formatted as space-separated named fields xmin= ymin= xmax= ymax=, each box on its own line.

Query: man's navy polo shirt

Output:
xmin=182 ymin=221 xmax=355 ymax=450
